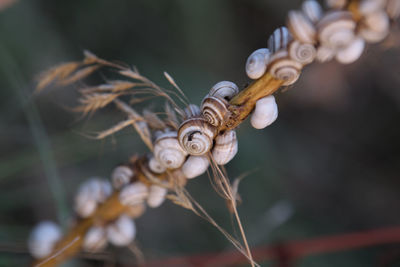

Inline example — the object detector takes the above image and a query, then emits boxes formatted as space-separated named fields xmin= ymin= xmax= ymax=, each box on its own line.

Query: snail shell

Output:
xmin=111 ymin=166 xmax=134 ymax=189
xmin=386 ymin=0 xmax=400 ymax=19
xmin=28 ymin=221 xmax=62 ymax=259
xmin=178 ymin=118 xmax=217 ymax=156
xmin=148 ymin=155 xmax=166 ymax=174
xmin=302 ymin=0 xmax=323 ymax=23
xmin=125 ymin=203 xmax=146 ymax=218
xmin=250 ymin=95 xmax=278 ymax=129
xmin=288 ymin=40 xmax=317 ymax=65
xmin=119 ymin=181 xmax=149 ymax=206
xmin=268 ymin=26 xmax=293 ymax=53
xmin=209 ymin=81 xmax=239 ymax=100
xmin=181 ymin=155 xmax=209 ymax=179
xmin=359 ymin=10 xmax=390 ymax=43
xmin=212 ymin=130 xmax=238 ymax=165
xmin=317 ymin=11 xmax=356 ymax=49
xmin=75 ymin=197 xmax=97 ymax=218
xmin=336 ymin=37 xmax=365 ymax=64
xmin=325 ymin=0 xmax=347 ymax=9
xmin=147 ymin=184 xmax=168 ymax=208
xmin=184 ymin=104 xmax=201 ymax=119
xmin=287 ymin=11 xmax=317 ymax=44
xmin=267 ymin=50 xmax=303 ymax=85
xmin=316 ymin=45 xmax=336 ymax=62
xmin=201 ymin=96 xmax=229 ymax=127
xmin=246 ymin=48 xmax=271 ymax=79
xmin=154 ymin=131 xmax=188 ymax=169
xmin=107 ymin=215 xmax=136 ymax=247
xmin=82 ymin=226 xmax=107 ymax=252
xmin=359 ymin=0 xmax=386 ymax=16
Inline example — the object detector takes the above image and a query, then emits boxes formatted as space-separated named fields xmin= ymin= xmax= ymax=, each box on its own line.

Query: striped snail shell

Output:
xmin=28 ymin=221 xmax=62 ymax=259
xmin=336 ymin=37 xmax=365 ymax=64
xmin=386 ymin=0 xmax=400 ymax=19
xmin=288 ymin=40 xmax=317 ymax=65
xmin=107 ymin=215 xmax=136 ymax=247
xmin=154 ymin=131 xmax=188 ymax=169
xmin=147 ymin=184 xmax=168 ymax=208
xmin=268 ymin=26 xmax=293 ymax=53
xmin=359 ymin=10 xmax=390 ymax=43
xmin=250 ymin=95 xmax=278 ymax=129
xmin=209 ymin=81 xmax=239 ymax=100
xmin=359 ymin=0 xmax=386 ymax=16
xmin=119 ymin=181 xmax=149 ymax=206
xmin=111 ymin=166 xmax=134 ymax=189
xmin=316 ymin=45 xmax=336 ymax=62
xmin=267 ymin=50 xmax=303 ymax=85
xmin=201 ymin=95 xmax=229 ymax=127
xmin=181 ymin=155 xmax=209 ymax=179
xmin=246 ymin=48 xmax=271 ymax=79
xmin=148 ymin=155 xmax=166 ymax=174
xmin=302 ymin=0 xmax=323 ymax=23
xmin=184 ymin=104 xmax=201 ymax=119
xmin=212 ymin=130 xmax=238 ymax=165
xmin=317 ymin=11 xmax=356 ymax=49
xmin=125 ymin=203 xmax=146 ymax=218
xmin=287 ymin=11 xmax=317 ymax=44
xmin=82 ymin=226 xmax=107 ymax=252
xmin=178 ymin=118 xmax=217 ymax=156
xmin=325 ymin=0 xmax=347 ymax=9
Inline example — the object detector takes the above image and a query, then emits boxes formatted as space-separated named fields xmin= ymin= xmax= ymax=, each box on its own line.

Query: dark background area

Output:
xmin=0 ymin=0 xmax=400 ymax=266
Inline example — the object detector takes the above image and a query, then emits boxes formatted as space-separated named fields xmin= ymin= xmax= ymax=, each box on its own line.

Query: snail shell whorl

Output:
xmin=250 ymin=95 xmax=278 ymax=129
xmin=288 ymin=40 xmax=317 ymax=65
xmin=359 ymin=10 xmax=390 ymax=43
xmin=386 ymin=0 xmax=400 ymax=19
xmin=246 ymin=48 xmax=271 ymax=79
xmin=267 ymin=50 xmax=302 ymax=86
xmin=201 ymin=96 xmax=229 ymax=127
xmin=268 ymin=26 xmax=292 ymax=53
xmin=107 ymin=215 xmax=136 ymax=247
xmin=148 ymin=156 xmax=167 ymax=174
xmin=147 ymin=184 xmax=168 ymax=208
xmin=181 ymin=155 xmax=209 ymax=179
xmin=184 ymin=104 xmax=201 ymax=119
xmin=83 ymin=226 xmax=107 ymax=252
xmin=212 ymin=130 xmax=238 ymax=165
xmin=325 ymin=0 xmax=347 ymax=9
xmin=209 ymin=81 xmax=239 ymax=100
xmin=178 ymin=118 xmax=217 ymax=156
xmin=336 ymin=37 xmax=365 ymax=64
xmin=119 ymin=181 xmax=149 ymax=206
xmin=287 ymin=11 xmax=317 ymax=44
xmin=111 ymin=166 xmax=134 ymax=189
xmin=316 ymin=45 xmax=336 ymax=62
xmin=28 ymin=221 xmax=62 ymax=259
xmin=154 ymin=131 xmax=188 ymax=169
xmin=302 ymin=0 xmax=323 ymax=23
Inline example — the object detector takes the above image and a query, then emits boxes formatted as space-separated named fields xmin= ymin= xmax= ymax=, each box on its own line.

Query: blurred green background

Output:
xmin=0 ymin=0 xmax=400 ymax=266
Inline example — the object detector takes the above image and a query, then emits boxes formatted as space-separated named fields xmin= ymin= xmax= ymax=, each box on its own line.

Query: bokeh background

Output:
xmin=1 ymin=0 xmax=400 ymax=266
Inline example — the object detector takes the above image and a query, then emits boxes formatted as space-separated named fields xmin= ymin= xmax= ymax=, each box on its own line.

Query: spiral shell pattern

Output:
xmin=316 ymin=45 xmax=336 ymax=62
xmin=148 ymin=156 xmax=166 ymax=174
xmin=154 ymin=131 xmax=188 ymax=169
xmin=201 ymin=96 xmax=229 ymax=127
xmin=268 ymin=26 xmax=292 ymax=53
xmin=288 ymin=40 xmax=317 ymax=65
xmin=287 ymin=10 xmax=317 ymax=44
xmin=268 ymin=50 xmax=302 ymax=86
xmin=246 ymin=48 xmax=271 ymax=79
xmin=209 ymin=81 xmax=239 ymax=100
xmin=212 ymin=130 xmax=238 ymax=165
xmin=111 ymin=166 xmax=134 ymax=189
xmin=359 ymin=10 xmax=390 ymax=43
xmin=302 ymin=0 xmax=323 ymax=23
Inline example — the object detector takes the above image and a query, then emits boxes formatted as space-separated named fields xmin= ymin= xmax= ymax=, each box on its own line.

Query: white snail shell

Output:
xmin=178 ymin=118 xmax=217 ymax=156
xmin=302 ymin=0 xmax=323 ymax=23
xmin=212 ymin=130 xmax=238 ymax=165
xmin=201 ymin=96 xmax=229 ymax=127
xmin=267 ymin=50 xmax=303 ymax=86
xmin=317 ymin=11 xmax=356 ymax=49
xmin=359 ymin=0 xmax=386 ymax=16
xmin=336 ymin=37 xmax=365 ymax=64
xmin=82 ymin=226 xmax=107 ymax=252
xmin=28 ymin=221 xmax=62 ymax=259
xmin=75 ymin=198 xmax=97 ymax=218
xmin=209 ymin=81 xmax=239 ymax=100
xmin=386 ymin=0 xmax=400 ymax=19
xmin=359 ymin=10 xmax=390 ymax=43
xmin=111 ymin=166 xmax=134 ymax=189
xmin=184 ymin=104 xmax=201 ymax=119
xmin=287 ymin=11 xmax=317 ymax=44
xmin=268 ymin=26 xmax=293 ymax=53
xmin=181 ymin=155 xmax=209 ymax=179
xmin=325 ymin=0 xmax=347 ymax=9
xmin=316 ymin=45 xmax=336 ymax=62
xmin=154 ymin=131 xmax=188 ymax=169
xmin=119 ymin=181 xmax=149 ymax=206
xmin=288 ymin=40 xmax=317 ymax=65
xmin=148 ymin=156 xmax=167 ymax=174
xmin=246 ymin=48 xmax=271 ymax=79
xmin=250 ymin=95 xmax=278 ymax=129
xmin=107 ymin=215 xmax=136 ymax=247
xmin=147 ymin=184 xmax=168 ymax=208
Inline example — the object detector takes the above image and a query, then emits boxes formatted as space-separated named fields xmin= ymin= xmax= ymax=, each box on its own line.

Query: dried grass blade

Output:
xmin=95 ymin=119 xmax=137 ymax=139
xmin=143 ymin=110 xmax=166 ymax=130
xmin=57 ymin=65 xmax=101 ymax=86
xmin=36 ymin=62 xmax=81 ymax=92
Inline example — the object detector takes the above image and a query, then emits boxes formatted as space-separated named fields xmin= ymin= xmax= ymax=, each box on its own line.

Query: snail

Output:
xmin=268 ymin=26 xmax=292 ymax=53
xmin=287 ymin=10 xmax=317 ymax=44
xmin=316 ymin=45 xmax=336 ymax=62
xmin=82 ymin=226 xmax=108 ymax=252
xmin=209 ymin=81 xmax=239 ymax=100
xmin=178 ymin=117 xmax=217 ymax=156
xmin=325 ymin=0 xmax=347 ymax=9
xmin=107 ymin=215 xmax=136 ymax=247
xmin=288 ymin=40 xmax=317 ymax=65
xmin=267 ymin=50 xmax=303 ymax=85
xmin=302 ymin=0 xmax=323 ymax=23
xmin=245 ymin=48 xmax=271 ymax=79
xmin=28 ymin=221 xmax=62 ymax=259
xmin=153 ymin=131 xmax=188 ymax=169
xmin=119 ymin=181 xmax=149 ymax=206
xmin=212 ymin=130 xmax=238 ymax=165
xmin=148 ymin=155 xmax=167 ymax=174
xmin=111 ymin=165 xmax=134 ymax=189
xmin=386 ymin=0 xmax=400 ymax=19
xmin=184 ymin=104 xmax=201 ymax=118
xmin=147 ymin=184 xmax=168 ymax=208
xmin=359 ymin=0 xmax=386 ymax=16
xmin=359 ymin=10 xmax=390 ymax=43
xmin=201 ymin=95 xmax=230 ymax=127
xmin=181 ymin=155 xmax=209 ymax=179
xmin=336 ymin=37 xmax=365 ymax=64
xmin=250 ymin=95 xmax=278 ymax=129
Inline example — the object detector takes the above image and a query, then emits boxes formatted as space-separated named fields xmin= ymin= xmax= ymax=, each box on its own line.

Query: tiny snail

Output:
xmin=82 ymin=226 xmax=108 ymax=252
xmin=302 ymin=0 xmax=323 ymax=23
xmin=212 ymin=130 xmax=238 ymax=165
xmin=107 ymin=215 xmax=136 ymax=247
xmin=184 ymin=104 xmax=201 ymax=118
xmin=267 ymin=50 xmax=303 ymax=85
xmin=181 ymin=155 xmax=209 ymax=179
xmin=148 ymin=155 xmax=167 ymax=174
xmin=268 ymin=26 xmax=292 ymax=53
xmin=250 ymin=95 xmax=278 ymax=130
xmin=287 ymin=10 xmax=317 ymax=44
xmin=245 ymin=48 xmax=271 ymax=79
xmin=359 ymin=10 xmax=390 ymax=43
xmin=209 ymin=81 xmax=239 ymax=100
xmin=125 ymin=203 xmax=146 ymax=218
xmin=386 ymin=0 xmax=400 ymax=19
xmin=154 ymin=131 xmax=188 ymax=169
xmin=119 ymin=181 xmax=149 ymax=206
xmin=28 ymin=221 xmax=62 ymax=259
xmin=178 ymin=117 xmax=217 ymax=156
xmin=111 ymin=165 xmax=134 ymax=189
xmin=147 ymin=184 xmax=168 ymax=208
xmin=317 ymin=11 xmax=356 ymax=49
xmin=316 ymin=45 xmax=336 ymax=62
xmin=336 ymin=37 xmax=365 ymax=64
xmin=288 ymin=40 xmax=317 ymax=65
xmin=325 ymin=0 xmax=347 ymax=9
xmin=359 ymin=0 xmax=386 ymax=16
xmin=201 ymin=95 xmax=230 ymax=127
